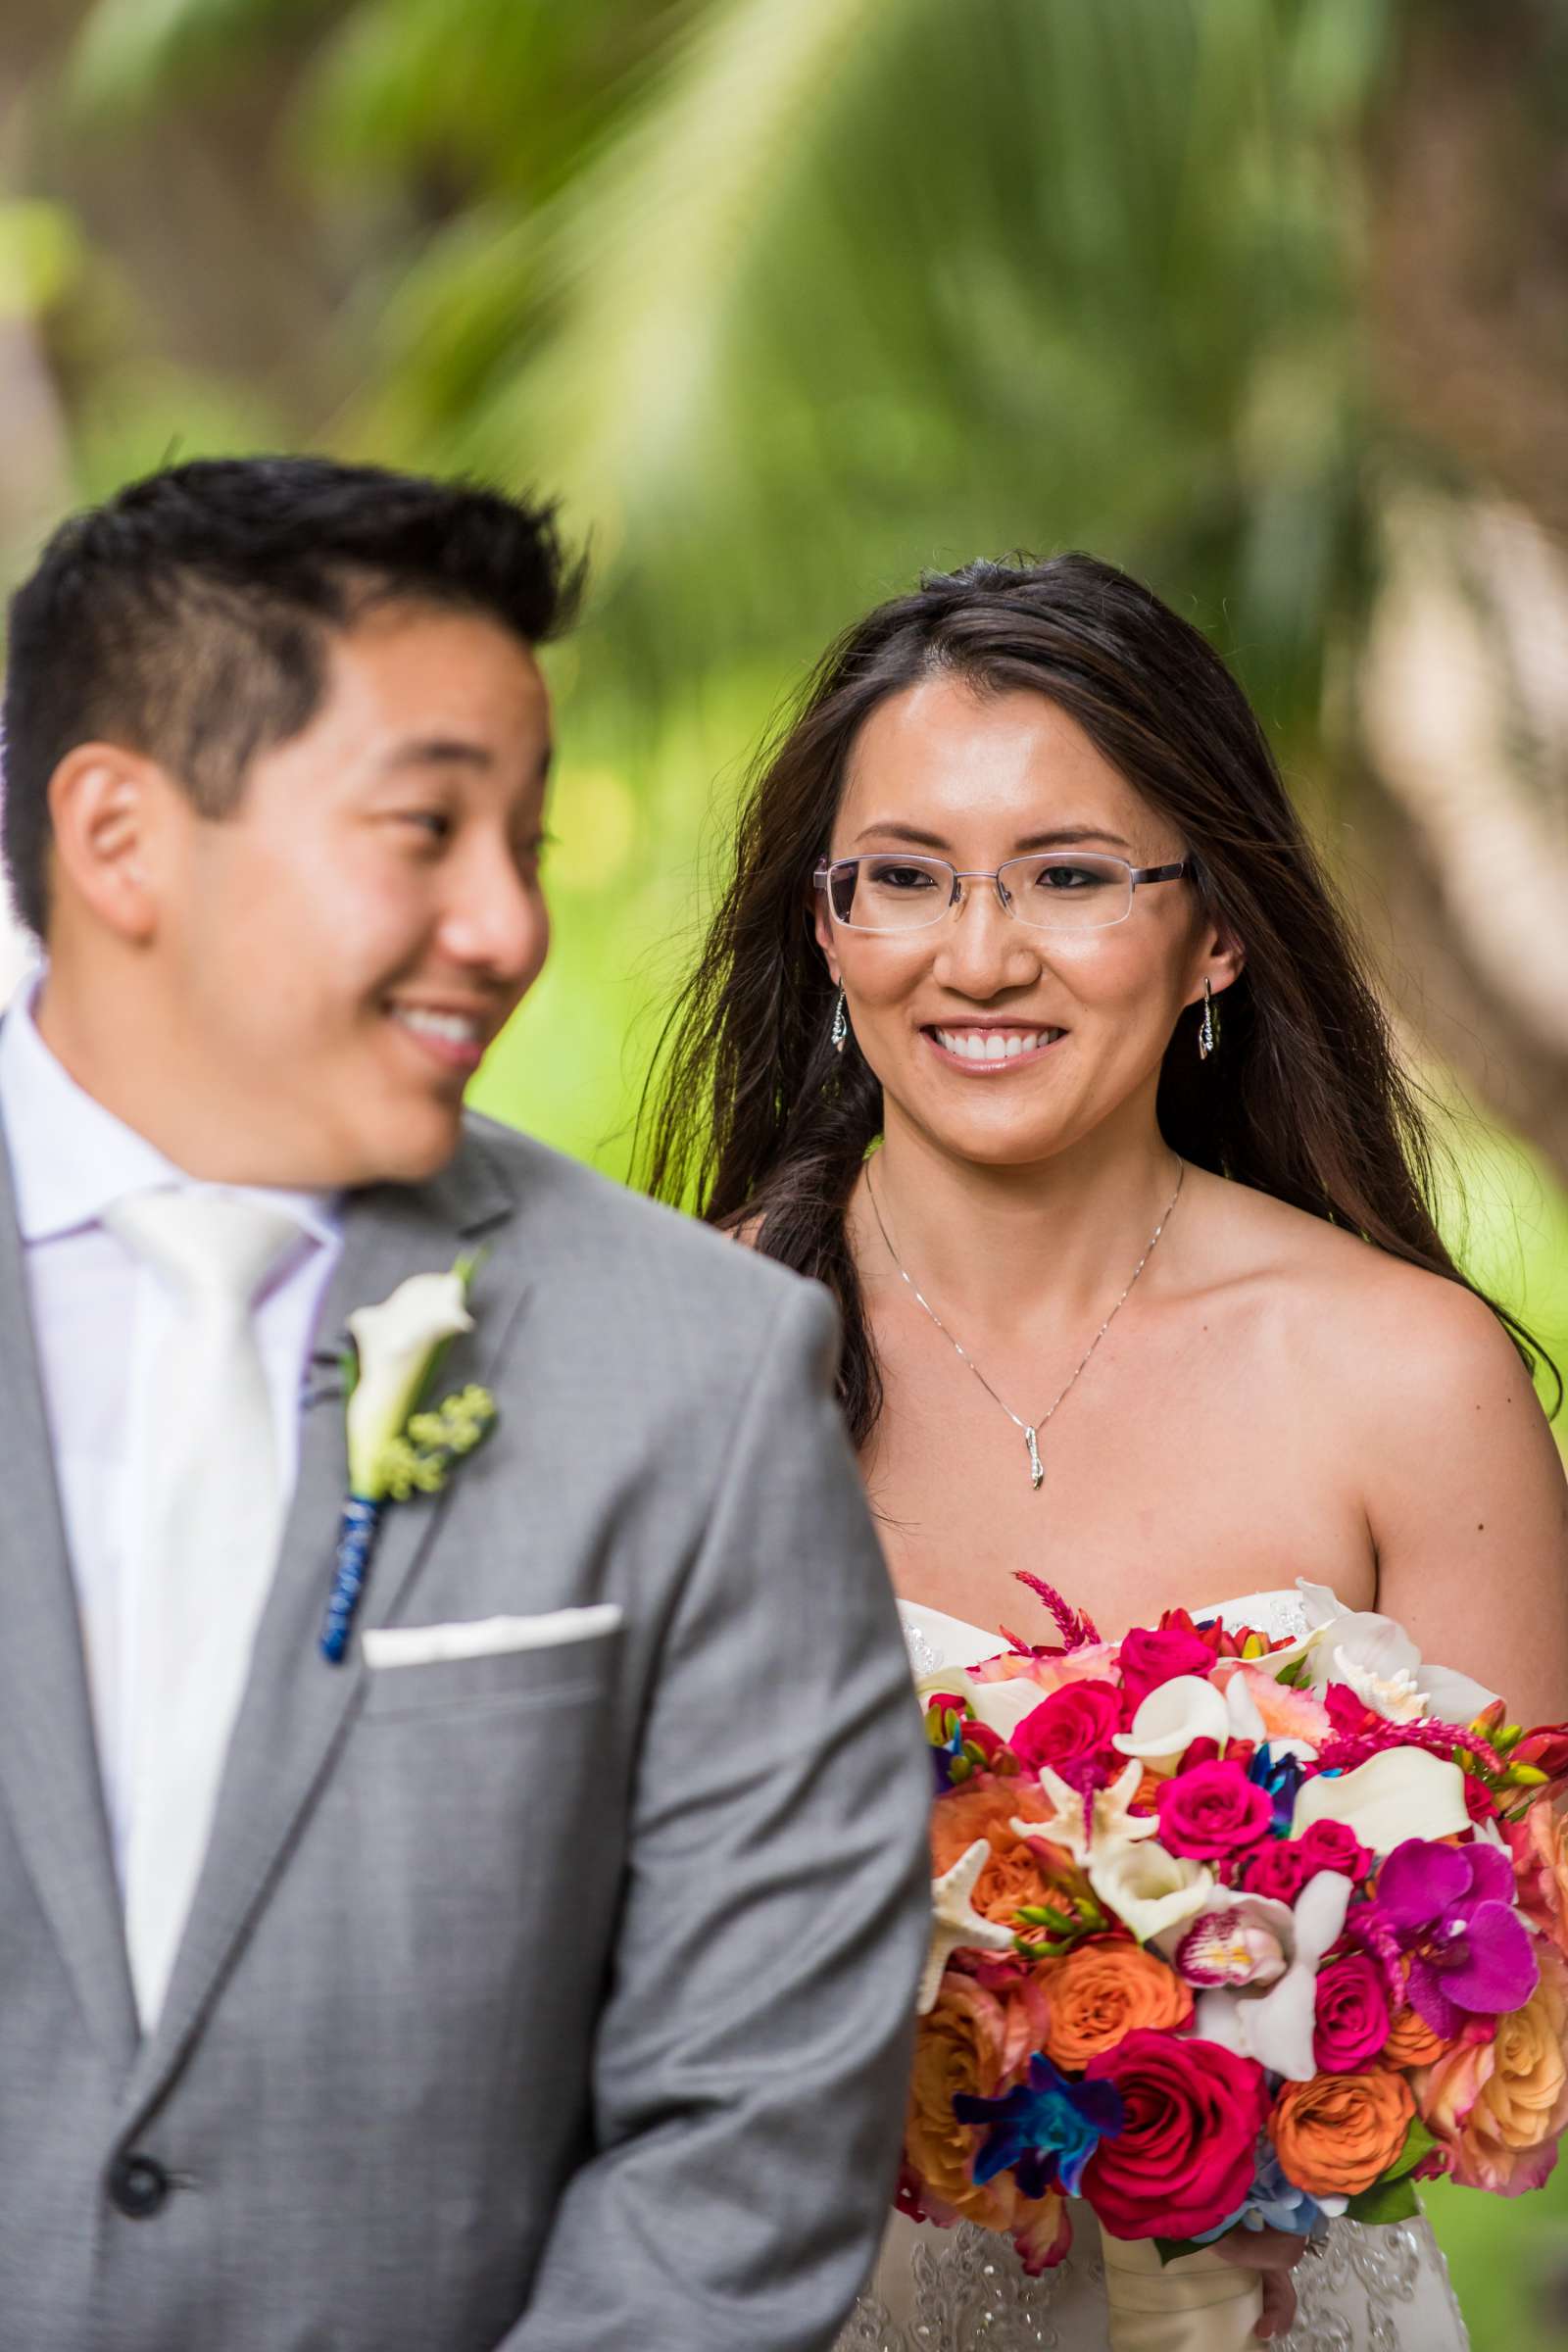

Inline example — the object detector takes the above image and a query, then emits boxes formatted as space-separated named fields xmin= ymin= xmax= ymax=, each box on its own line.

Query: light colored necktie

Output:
xmin=103 ymin=1188 xmax=304 ymax=2030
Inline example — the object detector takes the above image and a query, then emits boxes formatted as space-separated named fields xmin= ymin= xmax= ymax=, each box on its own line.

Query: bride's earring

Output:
xmin=830 ymin=987 xmax=849 ymax=1054
xmin=1198 ymin=975 xmax=1221 ymax=1061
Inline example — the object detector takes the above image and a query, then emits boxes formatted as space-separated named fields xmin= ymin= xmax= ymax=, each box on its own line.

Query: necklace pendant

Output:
xmin=1024 ymin=1426 xmax=1044 ymax=1490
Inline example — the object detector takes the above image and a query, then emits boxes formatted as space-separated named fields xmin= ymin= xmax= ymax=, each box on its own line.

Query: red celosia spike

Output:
xmin=1316 ymin=1716 xmax=1505 ymax=1778
xmin=1014 ymin=1571 xmax=1101 ymax=1652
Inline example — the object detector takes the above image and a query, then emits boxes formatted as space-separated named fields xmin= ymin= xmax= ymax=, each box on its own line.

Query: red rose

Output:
xmin=1242 ymin=1839 xmax=1311 ymax=1903
xmin=1082 ymin=2030 xmax=1271 ymax=2239
xmin=1156 ymin=1761 xmax=1274 ymax=1860
xmin=1298 ymin=1821 xmax=1373 ymax=1884
xmin=1012 ymin=1680 xmax=1124 ymax=1785
xmin=1246 ymin=1821 xmax=1372 ymax=1902
xmin=1313 ymin=1955 xmax=1392 ymax=2074
xmin=1118 ymin=1626 xmax=1216 ymax=1709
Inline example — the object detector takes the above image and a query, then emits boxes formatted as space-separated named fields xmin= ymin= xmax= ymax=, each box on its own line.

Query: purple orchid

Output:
xmin=1374 ymin=1838 xmax=1539 ymax=2039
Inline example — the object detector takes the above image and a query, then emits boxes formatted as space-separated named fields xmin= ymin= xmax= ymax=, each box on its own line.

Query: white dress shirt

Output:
xmin=0 ymin=986 xmax=342 ymax=1887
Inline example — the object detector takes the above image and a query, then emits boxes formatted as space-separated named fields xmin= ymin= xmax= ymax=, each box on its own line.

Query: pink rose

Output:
xmin=1118 ymin=1626 xmax=1216 ymax=1709
xmin=1082 ymin=2030 xmax=1272 ymax=2239
xmin=1314 ymin=1954 xmax=1392 ymax=2074
xmin=1012 ymin=1680 xmax=1124 ymax=1786
xmin=1155 ymin=1760 xmax=1274 ymax=1861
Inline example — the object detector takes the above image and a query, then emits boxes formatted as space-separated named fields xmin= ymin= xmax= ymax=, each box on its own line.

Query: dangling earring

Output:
xmin=1198 ymin=975 xmax=1221 ymax=1061
xmin=830 ymin=987 xmax=849 ymax=1054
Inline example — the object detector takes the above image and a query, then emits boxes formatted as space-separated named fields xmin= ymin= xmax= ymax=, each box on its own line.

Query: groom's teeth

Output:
xmin=392 ymin=1007 xmax=484 ymax=1045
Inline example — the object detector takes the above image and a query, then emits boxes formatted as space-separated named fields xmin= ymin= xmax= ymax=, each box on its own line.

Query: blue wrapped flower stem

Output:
xmin=319 ymin=1495 xmax=384 ymax=1664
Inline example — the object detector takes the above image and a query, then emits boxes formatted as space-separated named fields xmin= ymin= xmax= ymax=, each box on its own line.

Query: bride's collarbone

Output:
xmin=864 ymin=1415 xmax=1377 ymax=1634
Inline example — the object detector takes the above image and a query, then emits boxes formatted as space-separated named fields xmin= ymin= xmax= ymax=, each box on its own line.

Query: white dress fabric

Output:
xmin=837 ymin=1592 xmax=1470 ymax=2352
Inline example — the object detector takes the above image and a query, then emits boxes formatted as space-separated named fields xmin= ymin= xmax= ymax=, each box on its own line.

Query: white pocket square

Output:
xmin=362 ymin=1604 xmax=623 ymax=1670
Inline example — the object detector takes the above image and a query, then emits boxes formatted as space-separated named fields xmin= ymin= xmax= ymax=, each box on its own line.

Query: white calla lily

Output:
xmin=1192 ymin=1869 xmax=1354 ymax=2080
xmin=1109 ymin=1668 xmax=1273 ymax=1768
xmin=1290 ymin=1744 xmax=1471 ymax=1853
xmin=1088 ymin=1837 xmax=1215 ymax=1944
xmin=346 ymin=1271 xmax=473 ymax=1497
xmin=1111 ymin=1674 xmax=1229 ymax=1765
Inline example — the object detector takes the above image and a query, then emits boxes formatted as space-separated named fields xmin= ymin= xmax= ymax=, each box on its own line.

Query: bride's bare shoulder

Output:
xmin=1195 ymin=1167 xmax=1526 ymax=1379
xmin=1191 ymin=1170 xmax=1559 ymax=1532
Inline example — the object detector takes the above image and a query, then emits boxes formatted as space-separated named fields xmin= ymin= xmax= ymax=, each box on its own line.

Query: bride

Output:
xmin=644 ymin=553 xmax=1568 ymax=2349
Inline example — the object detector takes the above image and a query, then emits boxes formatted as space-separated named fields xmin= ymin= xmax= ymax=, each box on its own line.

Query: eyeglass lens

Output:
xmin=826 ymin=853 xmax=1136 ymax=933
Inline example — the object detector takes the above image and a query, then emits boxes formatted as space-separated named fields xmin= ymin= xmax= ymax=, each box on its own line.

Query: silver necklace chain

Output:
xmin=864 ymin=1155 xmax=1186 ymax=1491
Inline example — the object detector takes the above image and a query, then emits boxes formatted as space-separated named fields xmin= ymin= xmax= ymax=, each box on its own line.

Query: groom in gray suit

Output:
xmin=0 ymin=458 xmax=929 ymax=2349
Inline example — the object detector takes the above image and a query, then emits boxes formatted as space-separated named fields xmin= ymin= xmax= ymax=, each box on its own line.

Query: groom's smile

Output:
xmin=383 ymin=999 xmax=497 ymax=1074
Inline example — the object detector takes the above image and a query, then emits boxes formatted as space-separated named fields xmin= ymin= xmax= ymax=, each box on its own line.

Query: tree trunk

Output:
xmin=1349 ymin=0 xmax=1568 ymax=1185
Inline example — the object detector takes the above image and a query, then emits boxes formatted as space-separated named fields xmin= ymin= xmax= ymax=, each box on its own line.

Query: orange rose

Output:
xmin=906 ymin=1968 xmax=1047 ymax=2222
xmin=930 ymin=1781 xmax=1072 ymax=1922
xmin=1416 ymin=1941 xmax=1568 ymax=2193
xmin=1036 ymin=1936 xmax=1193 ymax=2069
xmin=1269 ymin=2069 xmax=1415 ymax=2197
xmin=1383 ymin=2004 xmax=1451 ymax=2068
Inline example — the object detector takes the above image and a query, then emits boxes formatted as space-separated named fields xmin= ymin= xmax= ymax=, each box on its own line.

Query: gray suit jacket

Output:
xmin=0 ymin=1112 xmax=931 ymax=2351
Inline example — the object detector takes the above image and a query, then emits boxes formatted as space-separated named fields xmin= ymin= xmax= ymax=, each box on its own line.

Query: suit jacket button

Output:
xmin=109 ymin=2153 xmax=172 ymax=2218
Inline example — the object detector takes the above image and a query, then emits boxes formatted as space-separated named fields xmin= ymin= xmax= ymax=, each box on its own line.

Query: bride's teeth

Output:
xmin=393 ymin=1006 xmax=482 ymax=1045
xmin=934 ymin=1027 xmax=1054 ymax=1059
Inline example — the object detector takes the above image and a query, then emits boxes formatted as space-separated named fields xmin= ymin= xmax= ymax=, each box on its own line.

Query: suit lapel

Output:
xmin=0 ymin=1133 xmax=140 ymax=2071
xmin=122 ymin=1132 xmax=526 ymax=2123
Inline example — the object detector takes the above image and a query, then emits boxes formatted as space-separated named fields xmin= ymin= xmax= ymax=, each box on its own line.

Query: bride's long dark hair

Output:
xmin=639 ymin=553 xmax=1553 ymax=1444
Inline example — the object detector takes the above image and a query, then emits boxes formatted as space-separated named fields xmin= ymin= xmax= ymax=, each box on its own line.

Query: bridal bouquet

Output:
xmin=904 ymin=1577 xmax=1568 ymax=2301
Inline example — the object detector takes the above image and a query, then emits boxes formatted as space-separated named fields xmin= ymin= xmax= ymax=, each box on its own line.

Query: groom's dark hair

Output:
xmin=1 ymin=454 xmax=585 ymax=936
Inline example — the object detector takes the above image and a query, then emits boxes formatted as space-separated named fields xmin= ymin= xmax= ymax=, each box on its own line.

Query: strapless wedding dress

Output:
xmin=837 ymin=1591 xmax=1470 ymax=2352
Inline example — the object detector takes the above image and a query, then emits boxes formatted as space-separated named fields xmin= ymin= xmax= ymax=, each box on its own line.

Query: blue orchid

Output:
xmin=1248 ymin=1742 xmax=1307 ymax=1837
xmin=954 ymin=2053 xmax=1125 ymax=2199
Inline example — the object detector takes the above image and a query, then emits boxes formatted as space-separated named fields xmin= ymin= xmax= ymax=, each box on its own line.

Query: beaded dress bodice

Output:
xmin=838 ymin=1591 xmax=1470 ymax=2352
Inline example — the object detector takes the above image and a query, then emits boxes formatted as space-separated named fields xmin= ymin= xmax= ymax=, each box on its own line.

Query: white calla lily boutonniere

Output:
xmin=319 ymin=1257 xmax=498 ymax=1663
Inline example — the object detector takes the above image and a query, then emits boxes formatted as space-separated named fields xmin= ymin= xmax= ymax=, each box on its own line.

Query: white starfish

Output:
xmin=1011 ymin=1761 xmax=1158 ymax=1865
xmin=917 ymin=1838 xmax=1018 ymax=2013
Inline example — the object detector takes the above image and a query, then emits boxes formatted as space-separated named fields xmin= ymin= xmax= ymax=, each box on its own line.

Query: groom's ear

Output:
xmin=47 ymin=743 xmax=173 ymax=945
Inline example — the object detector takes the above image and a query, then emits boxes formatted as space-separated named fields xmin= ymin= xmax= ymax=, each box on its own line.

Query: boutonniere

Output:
xmin=318 ymin=1257 xmax=498 ymax=1663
